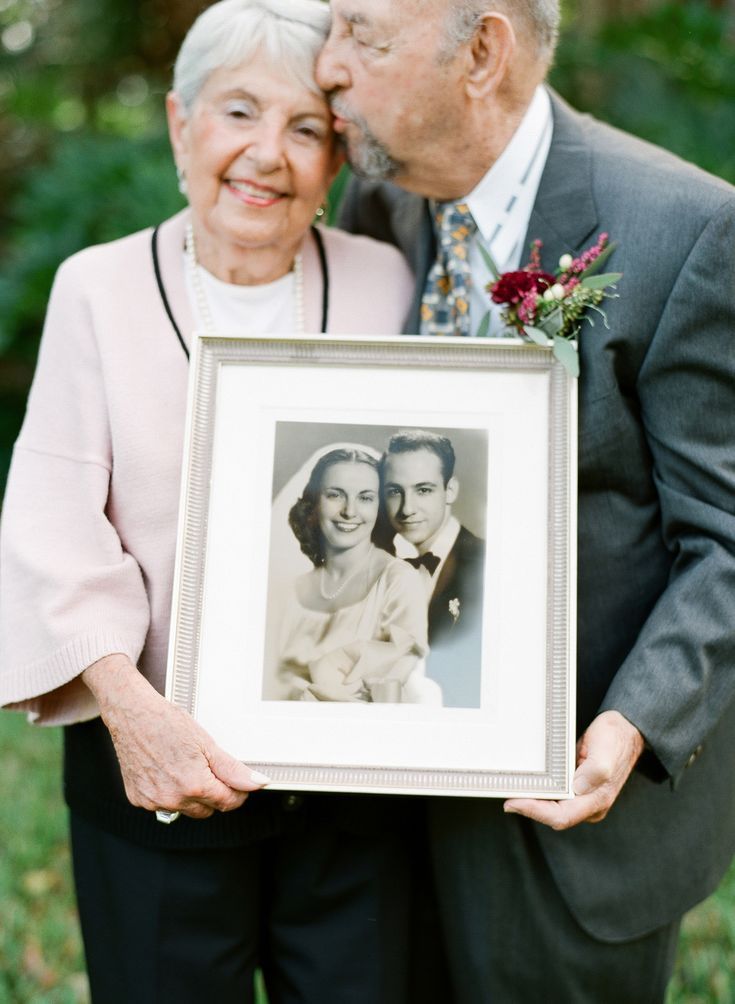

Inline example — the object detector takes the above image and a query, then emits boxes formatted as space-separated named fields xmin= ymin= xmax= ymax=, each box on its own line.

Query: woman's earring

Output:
xmin=314 ymin=202 xmax=327 ymax=220
xmin=176 ymin=165 xmax=188 ymax=196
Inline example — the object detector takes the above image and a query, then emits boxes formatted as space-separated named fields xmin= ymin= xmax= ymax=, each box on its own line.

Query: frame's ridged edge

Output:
xmin=245 ymin=763 xmax=565 ymax=795
xmin=546 ymin=361 xmax=572 ymax=788
xmin=202 ymin=335 xmax=552 ymax=372
xmin=169 ymin=343 xmax=219 ymax=716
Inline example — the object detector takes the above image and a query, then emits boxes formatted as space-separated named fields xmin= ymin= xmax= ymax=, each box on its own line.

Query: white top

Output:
xmin=184 ymin=257 xmax=298 ymax=335
xmin=464 ymin=86 xmax=553 ymax=336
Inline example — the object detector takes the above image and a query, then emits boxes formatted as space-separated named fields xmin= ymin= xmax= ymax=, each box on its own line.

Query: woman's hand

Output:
xmin=83 ymin=654 xmax=269 ymax=819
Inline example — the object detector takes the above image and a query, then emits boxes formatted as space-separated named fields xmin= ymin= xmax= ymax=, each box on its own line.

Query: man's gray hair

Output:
xmin=441 ymin=0 xmax=560 ymax=63
xmin=173 ymin=0 xmax=331 ymax=112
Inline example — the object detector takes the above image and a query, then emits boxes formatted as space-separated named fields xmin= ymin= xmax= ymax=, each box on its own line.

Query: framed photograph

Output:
xmin=166 ymin=335 xmax=577 ymax=799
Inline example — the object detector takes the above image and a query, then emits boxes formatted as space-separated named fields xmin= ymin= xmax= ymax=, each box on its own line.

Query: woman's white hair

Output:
xmin=173 ymin=0 xmax=331 ymax=112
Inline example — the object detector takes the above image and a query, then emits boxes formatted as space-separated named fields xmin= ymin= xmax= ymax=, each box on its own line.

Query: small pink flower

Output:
xmin=567 ymin=233 xmax=610 ymax=275
xmin=517 ymin=290 xmax=539 ymax=324
xmin=529 ymin=239 xmax=543 ymax=271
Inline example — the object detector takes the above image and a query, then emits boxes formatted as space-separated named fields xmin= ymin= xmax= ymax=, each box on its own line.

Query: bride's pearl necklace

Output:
xmin=320 ymin=545 xmax=375 ymax=602
xmin=184 ymin=221 xmax=305 ymax=336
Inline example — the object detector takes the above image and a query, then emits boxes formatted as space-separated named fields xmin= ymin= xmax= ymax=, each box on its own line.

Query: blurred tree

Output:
xmin=553 ymin=0 xmax=735 ymax=181
xmin=0 ymin=0 xmax=201 ymax=213
xmin=0 ymin=0 xmax=199 ymax=481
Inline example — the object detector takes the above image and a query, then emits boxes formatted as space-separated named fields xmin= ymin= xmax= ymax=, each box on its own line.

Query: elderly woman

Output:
xmin=0 ymin=1 xmax=419 ymax=1001
xmin=279 ymin=446 xmax=441 ymax=704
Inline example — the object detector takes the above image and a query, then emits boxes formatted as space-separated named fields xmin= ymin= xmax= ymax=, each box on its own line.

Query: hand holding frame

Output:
xmin=504 ymin=710 xmax=645 ymax=830
xmin=83 ymin=654 xmax=269 ymax=820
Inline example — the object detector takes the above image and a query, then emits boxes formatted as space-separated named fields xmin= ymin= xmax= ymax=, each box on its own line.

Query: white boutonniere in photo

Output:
xmin=448 ymin=598 xmax=460 ymax=625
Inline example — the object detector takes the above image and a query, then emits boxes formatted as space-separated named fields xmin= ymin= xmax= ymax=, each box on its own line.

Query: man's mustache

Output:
xmin=330 ymin=94 xmax=355 ymax=126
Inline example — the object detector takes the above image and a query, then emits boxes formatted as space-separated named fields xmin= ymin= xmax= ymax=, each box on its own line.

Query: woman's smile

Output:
xmin=226 ymin=178 xmax=288 ymax=206
xmin=167 ymin=49 xmax=342 ymax=283
xmin=317 ymin=461 xmax=379 ymax=553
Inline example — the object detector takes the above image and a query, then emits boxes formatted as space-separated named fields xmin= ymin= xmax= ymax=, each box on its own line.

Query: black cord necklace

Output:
xmin=151 ymin=224 xmax=330 ymax=359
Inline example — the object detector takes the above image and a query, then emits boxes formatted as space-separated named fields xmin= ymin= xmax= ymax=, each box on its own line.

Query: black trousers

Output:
xmin=70 ymin=802 xmax=419 ymax=1004
xmin=429 ymin=798 xmax=681 ymax=1004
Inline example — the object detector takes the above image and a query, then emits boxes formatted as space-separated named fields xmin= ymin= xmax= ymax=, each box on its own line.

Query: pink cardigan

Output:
xmin=0 ymin=211 xmax=414 ymax=725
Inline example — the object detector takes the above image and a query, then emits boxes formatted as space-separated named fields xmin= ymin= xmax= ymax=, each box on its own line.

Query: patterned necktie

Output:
xmin=420 ymin=201 xmax=477 ymax=337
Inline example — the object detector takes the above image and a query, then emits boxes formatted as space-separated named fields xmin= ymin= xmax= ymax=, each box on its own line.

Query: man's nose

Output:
xmin=399 ymin=493 xmax=416 ymax=517
xmin=316 ymin=34 xmax=350 ymax=92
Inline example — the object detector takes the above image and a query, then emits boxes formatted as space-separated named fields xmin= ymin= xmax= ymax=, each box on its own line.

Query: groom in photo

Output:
xmin=318 ymin=1 xmax=735 ymax=1001
xmin=381 ymin=430 xmax=485 ymax=708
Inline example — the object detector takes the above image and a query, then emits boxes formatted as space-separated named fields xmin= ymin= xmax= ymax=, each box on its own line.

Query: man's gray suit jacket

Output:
xmin=339 ymin=90 xmax=735 ymax=941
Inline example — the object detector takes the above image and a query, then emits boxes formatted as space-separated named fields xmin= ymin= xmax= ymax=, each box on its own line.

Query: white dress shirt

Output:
xmin=461 ymin=86 xmax=553 ymax=336
xmin=393 ymin=514 xmax=462 ymax=600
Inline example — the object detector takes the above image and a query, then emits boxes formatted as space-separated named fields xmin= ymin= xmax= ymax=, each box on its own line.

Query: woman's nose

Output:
xmin=341 ymin=496 xmax=357 ymax=518
xmin=248 ymin=124 xmax=286 ymax=173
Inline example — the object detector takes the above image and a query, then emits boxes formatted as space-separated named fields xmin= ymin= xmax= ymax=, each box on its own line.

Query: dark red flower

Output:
xmin=490 ymin=269 xmax=555 ymax=305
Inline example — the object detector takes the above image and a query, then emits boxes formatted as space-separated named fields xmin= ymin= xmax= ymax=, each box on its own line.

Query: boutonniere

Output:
xmin=448 ymin=598 xmax=460 ymax=625
xmin=481 ymin=234 xmax=621 ymax=378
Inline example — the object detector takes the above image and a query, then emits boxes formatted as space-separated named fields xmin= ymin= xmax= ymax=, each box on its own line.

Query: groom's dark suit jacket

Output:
xmin=340 ymin=91 xmax=735 ymax=941
xmin=423 ymin=525 xmax=485 ymax=709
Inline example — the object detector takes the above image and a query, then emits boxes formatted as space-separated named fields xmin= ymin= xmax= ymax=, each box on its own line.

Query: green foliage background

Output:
xmin=1 ymin=0 xmax=735 ymax=1000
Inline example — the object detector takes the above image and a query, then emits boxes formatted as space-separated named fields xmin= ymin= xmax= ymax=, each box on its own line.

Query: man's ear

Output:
xmin=465 ymin=12 xmax=516 ymax=99
xmin=446 ymin=476 xmax=459 ymax=505
xmin=166 ymin=90 xmax=189 ymax=171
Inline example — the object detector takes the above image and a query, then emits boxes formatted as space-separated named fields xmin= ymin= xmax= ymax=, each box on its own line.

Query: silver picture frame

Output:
xmin=166 ymin=334 xmax=577 ymax=798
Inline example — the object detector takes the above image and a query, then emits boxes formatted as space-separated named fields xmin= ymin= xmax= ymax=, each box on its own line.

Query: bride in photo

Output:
xmin=272 ymin=445 xmax=442 ymax=705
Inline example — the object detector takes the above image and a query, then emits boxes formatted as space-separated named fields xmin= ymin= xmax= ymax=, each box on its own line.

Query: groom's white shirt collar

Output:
xmin=394 ymin=514 xmax=461 ymax=598
xmin=459 ymin=85 xmax=553 ymax=334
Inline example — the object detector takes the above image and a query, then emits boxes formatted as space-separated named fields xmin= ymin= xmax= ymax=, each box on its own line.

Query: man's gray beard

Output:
xmin=335 ymin=110 xmax=402 ymax=181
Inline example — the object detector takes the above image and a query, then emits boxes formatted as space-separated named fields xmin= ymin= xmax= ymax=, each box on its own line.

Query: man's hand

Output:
xmin=504 ymin=710 xmax=645 ymax=830
xmin=83 ymin=654 xmax=269 ymax=819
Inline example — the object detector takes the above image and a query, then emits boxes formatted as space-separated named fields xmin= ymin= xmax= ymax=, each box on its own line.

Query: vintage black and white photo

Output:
xmin=262 ymin=422 xmax=488 ymax=708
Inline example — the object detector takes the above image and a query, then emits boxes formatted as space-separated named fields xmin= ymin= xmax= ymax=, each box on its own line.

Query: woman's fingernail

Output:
xmin=250 ymin=770 xmax=272 ymax=785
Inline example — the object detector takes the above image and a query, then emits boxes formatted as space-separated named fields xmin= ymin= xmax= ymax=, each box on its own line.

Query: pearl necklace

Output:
xmin=184 ymin=221 xmax=305 ymax=335
xmin=320 ymin=545 xmax=375 ymax=601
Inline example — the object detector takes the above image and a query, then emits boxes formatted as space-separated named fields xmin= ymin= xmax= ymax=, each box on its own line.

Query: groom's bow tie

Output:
xmin=405 ymin=552 xmax=441 ymax=576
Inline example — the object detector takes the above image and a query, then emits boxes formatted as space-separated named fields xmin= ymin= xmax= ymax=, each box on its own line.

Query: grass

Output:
xmin=669 ymin=866 xmax=735 ymax=1004
xmin=0 ymin=714 xmax=87 ymax=1004
xmin=1 ymin=711 xmax=733 ymax=1003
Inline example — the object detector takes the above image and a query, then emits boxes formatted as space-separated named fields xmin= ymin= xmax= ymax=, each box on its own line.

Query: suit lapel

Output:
xmin=522 ymin=91 xmax=599 ymax=272
xmin=432 ymin=548 xmax=457 ymax=606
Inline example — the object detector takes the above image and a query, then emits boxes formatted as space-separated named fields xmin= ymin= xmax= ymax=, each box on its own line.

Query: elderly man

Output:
xmin=317 ymin=2 xmax=735 ymax=1001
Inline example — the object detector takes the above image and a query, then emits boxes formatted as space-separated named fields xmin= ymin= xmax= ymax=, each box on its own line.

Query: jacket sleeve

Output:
xmin=599 ymin=198 xmax=735 ymax=777
xmin=0 ymin=253 xmax=151 ymax=725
